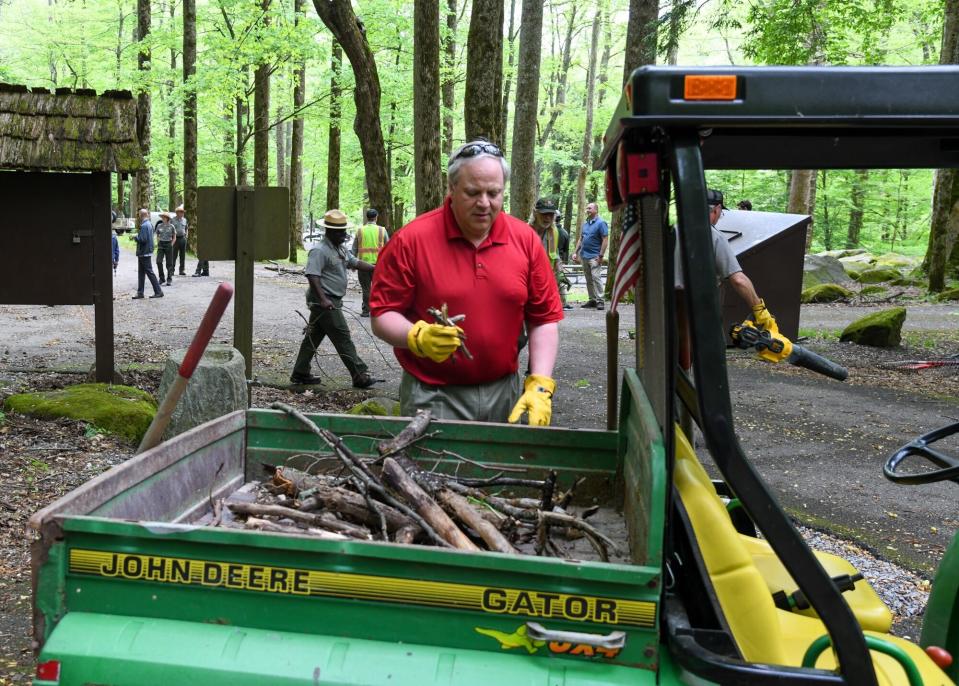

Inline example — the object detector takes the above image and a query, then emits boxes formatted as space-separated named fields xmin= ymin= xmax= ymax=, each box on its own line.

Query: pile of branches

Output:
xmin=209 ymin=403 xmax=623 ymax=561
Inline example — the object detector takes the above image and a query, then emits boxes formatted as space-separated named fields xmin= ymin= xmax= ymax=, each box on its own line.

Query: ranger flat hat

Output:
xmin=175 ymin=204 xmax=185 ymax=212
xmin=534 ymin=197 xmax=559 ymax=214
xmin=319 ymin=209 xmax=352 ymax=230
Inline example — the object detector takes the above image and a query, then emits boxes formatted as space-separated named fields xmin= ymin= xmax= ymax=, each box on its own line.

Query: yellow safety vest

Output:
xmin=356 ymin=223 xmax=387 ymax=264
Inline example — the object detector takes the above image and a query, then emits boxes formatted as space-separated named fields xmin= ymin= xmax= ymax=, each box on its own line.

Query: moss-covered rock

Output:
xmin=839 ymin=307 xmax=907 ymax=348
xmin=874 ymin=252 xmax=919 ymax=269
xmin=854 ymin=267 xmax=902 ymax=284
xmin=935 ymin=287 xmax=959 ymax=302
xmin=819 ymin=249 xmax=868 ymax=259
xmin=891 ymin=276 xmax=922 ymax=288
xmin=803 ymin=255 xmax=850 ymax=290
xmin=800 ymin=283 xmax=853 ymax=303
xmin=859 ymin=285 xmax=887 ymax=297
xmin=3 ymin=383 xmax=156 ymax=442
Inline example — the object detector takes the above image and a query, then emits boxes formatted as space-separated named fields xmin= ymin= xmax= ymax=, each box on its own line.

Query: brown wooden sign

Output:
xmin=196 ymin=186 xmax=289 ymax=260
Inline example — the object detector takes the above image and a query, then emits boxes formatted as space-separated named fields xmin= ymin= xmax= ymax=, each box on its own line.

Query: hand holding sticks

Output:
xmin=427 ymin=303 xmax=473 ymax=360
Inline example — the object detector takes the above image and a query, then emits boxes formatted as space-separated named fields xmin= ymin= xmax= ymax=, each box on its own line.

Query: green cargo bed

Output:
xmin=30 ymin=372 xmax=667 ymax=685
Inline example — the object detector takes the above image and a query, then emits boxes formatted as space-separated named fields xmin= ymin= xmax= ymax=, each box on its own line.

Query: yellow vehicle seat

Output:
xmin=673 ymin=428 xmax=950 ymax=685
xmin=742 ymin=534 xmax=893 ymax=632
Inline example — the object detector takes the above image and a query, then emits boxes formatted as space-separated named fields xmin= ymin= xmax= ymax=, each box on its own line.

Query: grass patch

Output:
xmin=797 ymin=328 xmax=841 ymax=341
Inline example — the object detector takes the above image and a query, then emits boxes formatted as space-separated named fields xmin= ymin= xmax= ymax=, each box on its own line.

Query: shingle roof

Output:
xmin=0 ymin=83 xmax=145 ymax=172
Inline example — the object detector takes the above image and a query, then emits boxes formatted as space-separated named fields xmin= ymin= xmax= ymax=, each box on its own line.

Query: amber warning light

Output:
xmin=683 ymin=75 xmax=738 ymax=101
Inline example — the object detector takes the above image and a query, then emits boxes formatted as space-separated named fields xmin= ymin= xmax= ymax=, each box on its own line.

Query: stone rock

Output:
xmin=819 ymin=248 xmax=869 ymax=259
xmin=3 ymin=383 xmax=155 ymax=443
xmin=839 ymin=253 xmax=877 ymax=276
xmin=935 ymin=287 xmax=959 ymax=302
xmin=860 ymin=285 xmax=887 ymax=297
xmin=854 ymin=267 xmax=902 ymax=284
xmin=840 ymin=307 xmax=907 ymax=348
xmin=803 ymin=254 xmax=851 ymax=290
xmin=157 ymin=345 xmax=247 ymax=439
xmin=801 ymin=283 xmax=853 ymax=303
xmin=874 ymin=252 xmax=919 ymax=269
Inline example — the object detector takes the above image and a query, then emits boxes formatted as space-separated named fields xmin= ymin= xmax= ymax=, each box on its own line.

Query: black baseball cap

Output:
xmin=534 ymin=198 xmax=559 ymax=214
xmin=366 ymin=208 xmax=378 ymax=220
xmin=706 ymin=189 xmax=727 ymax=209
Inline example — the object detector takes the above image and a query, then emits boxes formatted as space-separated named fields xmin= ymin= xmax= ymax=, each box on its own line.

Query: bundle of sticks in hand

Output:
xmin=210 ymin=403 xmax=623 ymax=561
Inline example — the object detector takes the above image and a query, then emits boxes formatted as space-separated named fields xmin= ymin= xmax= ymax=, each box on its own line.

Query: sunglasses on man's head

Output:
xmin=453 ymin=142 xmax=504 ymax=161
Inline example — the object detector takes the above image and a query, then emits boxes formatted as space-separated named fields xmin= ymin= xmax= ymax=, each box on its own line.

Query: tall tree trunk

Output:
xmin=289 ymin=0 xmax=306 ymax=261
xmin=313 ymin=0 xmax=393 ymax=231
xmin=276 ymin=112 xmax=286 ymax=186
xmin=253 ymin=0 xmax=271 ymax=187
xmin=509 ymin=0 xmax=544 ymax=221
xmin=441 ymin=0 xmax=457 ymax=184
xmin=386 ymin=38 xmax=402 ymax=209
xmin=136 ymin=0 xmax=152 ymax=211
xmin=846 ymin=170 xmax=867 ymax=248
xmin=167 ymin=2 xmax=179 ymax=209
xmin=665 ymin=0 xmax=692 ymax=65
xmin=223 ymin=106 xmax=237 ymax=186
xmin=499 ymin=0 xmax=517 ymax=152
xmin=925 ymin=0 xmax=959 ymax=291
xmin=788 ymin=170 xmax=816 ymax=249
xmin=537 ymin=4 xmax=576 ymax=148
xmin=326 ymin=42 xmax=342 ymax=210
xmin=236 ymin=92 xmax=249 ymax=186
xmin=604 ymin=0 xmax=657 ymax=298
xmin=183 ymin=0 xmax=197 ymax=249
xmin=117 ymin=174 xmax=125 ymax=216
xmin=590 ymin=1 xmax=611 ymax=165
xmin=464 ymin=0 xmax=504 ymax=144
xmin=414 ymin=0 xmax=443 ymax=215
xmin=574 ymin=11 xmax=601 ymax=244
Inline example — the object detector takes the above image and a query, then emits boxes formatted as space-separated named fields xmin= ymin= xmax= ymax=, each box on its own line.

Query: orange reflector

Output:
xmin=926 ymin=646 xmax=953 ymax=669
xmin=625 ymin=82 xmax=633 ymax=109
xmin=684 ymin=75 xmax=737 ymax=101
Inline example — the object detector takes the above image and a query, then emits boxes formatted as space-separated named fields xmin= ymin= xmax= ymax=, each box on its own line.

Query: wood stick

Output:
xmin=228 ymin=501 xmax=371 ymax=540
xmin=377 ymin=409 xmax=432 ymax=456
xmin=297 ymin=483 xmax=416 ymax=533
xmin=271 ymin=402 xmax=451 ymax=548
xmin=394 ymin=525 xmax=418 ymax=545
xmin=271 ymin=466 xmax=335 ymax=497
xmin=244 ymin=517 xmax=349 ymax=540
xmin=381 ymin=458 xmax=480 ymax=551
xmin=436 ymin=489 xmax=518 ymax=554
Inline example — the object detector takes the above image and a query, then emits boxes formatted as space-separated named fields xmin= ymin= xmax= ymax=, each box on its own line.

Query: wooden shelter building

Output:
xmin=0 ymin=83 xmax=145 ymax=381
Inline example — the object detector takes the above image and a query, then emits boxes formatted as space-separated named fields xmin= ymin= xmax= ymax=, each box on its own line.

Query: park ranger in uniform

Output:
xmin=350 ymin=208 xmax=389 ymax=317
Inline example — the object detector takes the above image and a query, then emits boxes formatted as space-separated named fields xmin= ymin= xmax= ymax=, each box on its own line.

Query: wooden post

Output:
xmin=606 ymin=309 xmax=619 ymax=430
xmin=235 ymin=187 xmax=255 ymax=403
xmin=92 ymin=172 xmax=114 ymax=383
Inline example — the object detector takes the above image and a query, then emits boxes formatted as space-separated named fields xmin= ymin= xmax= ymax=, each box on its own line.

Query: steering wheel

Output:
xmin=884 ymin=422 xmax=959 ymax=484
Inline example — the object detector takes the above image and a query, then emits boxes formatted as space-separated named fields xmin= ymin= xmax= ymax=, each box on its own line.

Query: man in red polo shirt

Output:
xmin=370 ymin=140 xmax=563 ymax=425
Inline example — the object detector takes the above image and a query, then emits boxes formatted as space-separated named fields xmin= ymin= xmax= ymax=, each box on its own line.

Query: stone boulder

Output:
xmin=819 ymin=248 xmax=869 ymax=259
xmin=936 ymin=287 xmax=959 ymax=302
xmin=854 ymin=267 xmax=902 ymax=284
xmin=874 ymin=252 xmax=919 ymax=269
xmin=803 ymin=254 xmax=851 ymax=290
xmin=800 ymin=283 xmax=853 ymax=303
xmin=839 ymin=253 xmax=877 ymax=276
xmin=3 ymin=383 xmax=155 ymax=443
xmin=860 ymin=285 xmax=887 ymax=297
xmin=157 ymin=345 xmax=247 ymax=439
xmin=840 ymin=307 xmax=907 ymax=348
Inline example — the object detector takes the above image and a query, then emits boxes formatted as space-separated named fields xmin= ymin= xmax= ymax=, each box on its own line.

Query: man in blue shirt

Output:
xmin=573 ymin=202 xmax=609 ymax=310
xmin=132 ymin=209 xmax=164 ymax=299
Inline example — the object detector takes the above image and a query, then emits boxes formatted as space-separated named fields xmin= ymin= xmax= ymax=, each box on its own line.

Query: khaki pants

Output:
xmin=583 ymin=257 xmax=604 ymax=304
xmin=399 ymin=371 xmax=521 ymax=423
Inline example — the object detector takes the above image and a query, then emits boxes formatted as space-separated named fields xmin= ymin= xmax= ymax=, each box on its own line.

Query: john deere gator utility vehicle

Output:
xmin=29 ymin=66 xmax=959 ymax=685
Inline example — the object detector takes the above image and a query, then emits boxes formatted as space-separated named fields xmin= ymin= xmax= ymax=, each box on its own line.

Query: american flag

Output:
xmin=609 ymin=201 xmax=642 ymax=313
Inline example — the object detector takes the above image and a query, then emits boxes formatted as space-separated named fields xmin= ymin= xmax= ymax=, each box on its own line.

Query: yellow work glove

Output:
xmin=756 ymin=329 xmax=793 ymax=364
xmin=751 ymin=299 xmax=779 ymax=336
xmin=508 ymin=374 xmax=556 ymax=426
xmin=407 ymin=320 xmax=463 ymax=363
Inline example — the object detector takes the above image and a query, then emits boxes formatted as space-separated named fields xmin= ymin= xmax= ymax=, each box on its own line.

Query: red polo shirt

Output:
xmin=370 ymin=198 xmax=563 ymax=386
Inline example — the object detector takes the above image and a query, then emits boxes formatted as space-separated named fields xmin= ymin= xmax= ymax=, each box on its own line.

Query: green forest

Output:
xmin=1 ymin=0 xmax=958 ymax=288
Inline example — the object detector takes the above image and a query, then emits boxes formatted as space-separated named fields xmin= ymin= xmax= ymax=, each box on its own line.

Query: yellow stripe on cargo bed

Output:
xmin=69 ymin=548 xmax=656 ymax=627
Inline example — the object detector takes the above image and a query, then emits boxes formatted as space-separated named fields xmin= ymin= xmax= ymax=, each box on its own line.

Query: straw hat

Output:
xmin=175 ymin=205 xmax=184 ymax=213
xmin=159 ymin=210 xmax=173 ymax=219
xmin=319 ymin=209 xmax=351 ymax=230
